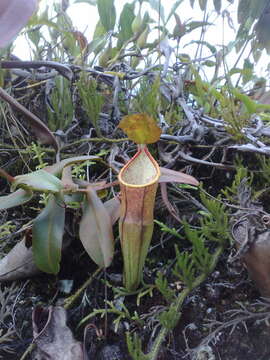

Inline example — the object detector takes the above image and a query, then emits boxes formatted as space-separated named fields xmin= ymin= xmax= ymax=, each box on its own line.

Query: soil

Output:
xmin=1 ymin=201 xmax=270 ymax=360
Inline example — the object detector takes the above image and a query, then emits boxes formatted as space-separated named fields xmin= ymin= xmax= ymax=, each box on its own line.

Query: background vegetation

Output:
xmin=1 ymin=0 xmax=270 ymax=359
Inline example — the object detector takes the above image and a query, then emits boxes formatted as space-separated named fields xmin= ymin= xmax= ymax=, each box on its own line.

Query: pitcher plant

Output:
xmin=118 ymin=144 xmax=160 ymax=290
xmin=0 ymin=114 xmax=198 ymax=291
xmin=118 ymin=114 xmax=199 ymax=290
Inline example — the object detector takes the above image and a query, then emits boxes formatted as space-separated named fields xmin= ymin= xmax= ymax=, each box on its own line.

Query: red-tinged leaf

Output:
xmin=0 ymin=189 xmax=33 ymax=210
xmin=79 ymin=187 xmax=114 ymax=268
xmin=104 ymin=196 xmax=120 ymax=225
xmin=0 ymin=237 xmax=40 ymax=281
xmin=159 ymin=167 xmax=199 ymax=186
xmin=97 ymin=0 xmax=116 ymax=32
xmin=160 ymin=183 xmax=181 ymax=223
xmin=0 ymin=0 xmax=38 ymax=48
xmin=61 ymin=166 xmax=78 ymax=192
xmin=44 ymin=156 xmax=100 ymax=176
xmin=118 ymin=113 xmax=161 ymax=144
xmin=12 ymin=170 xmax=63 ymax=193
xmin=32 ymin=194 xmax=65 ymax=274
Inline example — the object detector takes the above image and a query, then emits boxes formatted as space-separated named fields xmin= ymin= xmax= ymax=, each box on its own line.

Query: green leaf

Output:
xmin=97 ymin=0 xmax=116 ymax=31
xmin=250 ymin=0 xmax=268 ymax=19
xmin=165 ymin=0 xmax=184 ymax=25
xmin=252 ymin=40 xmax=263 ymax=62
xmin=148 ymin=0 xmax=165 ymax=23
xmin=202 ymin=60 xmax=216 ymax=67
xmin=185 ymin=40 xmax=216 ymax=54
xmin=242 ymin=58 xmax=254 ymax=84
xmin=74 ymin=0 xmax=96 ymax=4
xmin=232 ymin=88 xmax=257 ymax=114
xmin=79 ymin=187 xmax=114 ymax=268
xmin=142 ymin=11 xmax=152 ymax=28
xmin=0 ymin=189 xmax=33 ymax=210
xmin=32 ymin=194 xmax=65 ymax=274
xmin=237 ymin=0 xmax=252 ymax=24
xmin=238 ymin=0 xmax=266 ymax=24
xmin=12 ymin=170 xmax=63 ymax=193
xmin=213 ymin=0 xmax=221 ymax=12
xmin=27 ymin=10 xmax=58 ymax=30
xmin=199 ymin=0 xmax=207 ymax=10
xmin=88 ymin=36 xmax=108 ymax=55
xmin=93 ymin=20 xmax=107 ymax=39
xmin=255 ymin=6 xmax=270 ymax=53
xmin=185 ymin=21 xmax=213 ymax=33
xmin=118 ymin=3 xmax=135 ymax=46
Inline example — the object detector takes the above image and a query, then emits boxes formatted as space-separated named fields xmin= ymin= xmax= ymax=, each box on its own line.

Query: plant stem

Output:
xmin=19 ymin=343 xmax=35 ymax=360
xmin=64 ymin=267 xmax=102 ymax=309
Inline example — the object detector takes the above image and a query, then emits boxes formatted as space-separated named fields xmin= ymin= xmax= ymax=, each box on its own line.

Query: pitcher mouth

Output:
xmin=118 ymin=147 xmax=160 ymax=188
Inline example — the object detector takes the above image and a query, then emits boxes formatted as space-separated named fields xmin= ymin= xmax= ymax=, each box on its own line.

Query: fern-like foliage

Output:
xmin=126 ymin=332 xmax=149 ymax=360
xmin=154 ymin=220 xmax=182 ymax=239
xmin=173 ymin=248 xmax=196 ymax=290
xmin=184 ymin=223 xmax=213 ymax=273
xmin=47 ymin=77 xmax=74 ymax=131
xmin=172 ymin=190 xmax=231 ymax=290
xmin=155 ymin=272 xmax=176 ymax=303
xmin=157 ymin=303 xmax=180 ymax=330
xmin=221 ymin=159 xmax=252 ymax=203
xmin=199 ymin=191 xmax=231 ymax=246
xmin=257 ymin=155 xmax=270 ymax=187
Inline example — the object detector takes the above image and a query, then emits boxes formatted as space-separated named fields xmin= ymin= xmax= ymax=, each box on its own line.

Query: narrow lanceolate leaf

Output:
xmin=12 ymin=170 xmax=63 ymax=193
xmin=0 ymin=189 xmax=33 ymax=210
xmin=74 ymin=0 xmax=96 ymax=4
xmin=97 ymin=0 xmax=116 ymax=31
xmin=199 ymin=0 xmax=207 ymax=11
xmin=213 ymin=0 xmax=221 ymax=13
xmin=79 ymin=187 xmax=114 ymax=268
xmin=160 ymin=183 xmax=181 ymax=223
xmin=159 ymin=169 xmax=199 ymax=222
xmin=148 ymin=0 xmax=165 ymax=23
xmin=237 ymin=0 xmax=252 ymax=24
xmin=118 ymin=3 xmax=135 ymax=45
xmin=159 ymin=167 xmax=199 ymax=186
xmin=32 ymin=194 xmax=65 ymax=274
